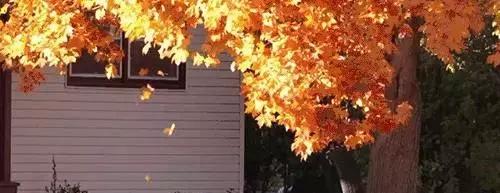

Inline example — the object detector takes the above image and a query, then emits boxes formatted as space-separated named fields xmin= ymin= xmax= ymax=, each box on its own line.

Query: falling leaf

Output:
xmin=142 ymin=43 xmax=152 ymax=55
xmin=163 ymin=123 xmax=176 ymax=136
xmin=105 ymin=64 xmax=118 ymax=80
xmin=138 ymin=68 xmax=149 ymax=76
xmin=139 ymin=84 xmax=155 ymax=101
xmin=145 ymin=174 xmax=152 ymax=183
xmin=157 ymin=70 xmax=167 ymax=77
xmin=230 ymin=61 xmax=236 ymax=72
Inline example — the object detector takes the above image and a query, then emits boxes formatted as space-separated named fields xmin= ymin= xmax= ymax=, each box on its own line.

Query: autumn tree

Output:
xmin=0 ymin=1 xmax=499 ymax=193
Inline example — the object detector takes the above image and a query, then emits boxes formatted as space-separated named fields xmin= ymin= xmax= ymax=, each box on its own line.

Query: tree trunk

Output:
xmin=328 ymin=147 xmax=364 ymax=193
xmin=367 ymin=34 xmax=421 ymax=193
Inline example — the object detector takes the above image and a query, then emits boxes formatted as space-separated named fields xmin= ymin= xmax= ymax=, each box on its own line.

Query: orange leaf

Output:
xmin=138 ymin=68 xmax=149 ymax=76
xmin=163 ymin=123 xmax=176 ymax=136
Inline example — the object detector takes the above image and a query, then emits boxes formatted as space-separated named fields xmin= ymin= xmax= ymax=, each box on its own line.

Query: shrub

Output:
xmin=44 ymin=157 xmax=88 ymax=193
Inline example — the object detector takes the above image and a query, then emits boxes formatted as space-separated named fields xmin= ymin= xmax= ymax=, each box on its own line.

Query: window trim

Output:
xmin=68 ymin=37 xmax=124 ymax=79
xmin=66 ymin=34 xmax=186 ymax=89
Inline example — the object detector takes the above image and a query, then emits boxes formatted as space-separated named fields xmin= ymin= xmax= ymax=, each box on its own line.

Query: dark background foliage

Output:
xmin=245 ymin=24 xmax=499 ymax=193
xmin=244 ymin=115 xmax=344 ymax=193
xmin=418 ymin=25 xmax=500 ymax=193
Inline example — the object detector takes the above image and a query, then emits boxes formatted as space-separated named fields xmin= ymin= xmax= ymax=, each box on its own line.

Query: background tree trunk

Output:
xmin=328 ymin=147 xmax=364 ymax=193
xmin=367 ymin=34 xmax=421 ymax=193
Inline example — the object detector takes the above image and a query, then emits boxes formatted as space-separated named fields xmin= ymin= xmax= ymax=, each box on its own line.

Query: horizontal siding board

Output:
xmin=12 ymin=110 xmax=239 ymax=121
xmin=13 ymin=137 xmax=240 ymax=147
xmin=14 ymin=172 xmax=238 ymax=182
xmin=13 ymin=163 xmax=239 ymax=172
xmin=188 ymin=78 xmax=239 ymax=87
xmin=12 ymin=92 xmax=240 ymax=104
xmin=13 ymin=146 xmax=240 ymax=155
xmin=13 ymin=128 xmax=239 ymax=138
xmin=188 ymin=64 xmax=232 ymax=71
xmin=13 ymin=101 xmax=240 ymax=113
xmin=14 ymin=84 xmax=241 ymax=95
xmin=16 ymin=181 xmax=239 ymax=190
xmin=12 ymin=119 xmax=239 ymax=129
xmin=190 ymin=68 xmax=238 ymax=78
xmin=13 ymin=155 xmax=239 ymax=164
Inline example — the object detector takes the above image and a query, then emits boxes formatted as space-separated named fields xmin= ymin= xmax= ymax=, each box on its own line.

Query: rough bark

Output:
xmin=328 ymin=147 xmax=364 ymax=193
xmin=367 ymin=34 xmax=422 ymax=193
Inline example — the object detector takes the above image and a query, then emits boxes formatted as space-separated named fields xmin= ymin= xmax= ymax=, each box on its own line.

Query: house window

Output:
xmin=67 ymin=30 xmax=186 ymax=89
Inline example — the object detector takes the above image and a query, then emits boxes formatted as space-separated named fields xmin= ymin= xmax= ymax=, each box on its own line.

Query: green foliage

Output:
xmin=244 ymin=115 xmax=343 ymax=193
xmin=245 ymin=115 xmax=292 ymax=193
xmin=45 ymin=157 xmax=88 ymax=193
xmin=418 ymin=24 xmax=500 ymax=193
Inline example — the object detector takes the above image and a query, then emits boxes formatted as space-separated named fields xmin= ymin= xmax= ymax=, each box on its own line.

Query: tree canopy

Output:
xmin=0 ymin=0 xmax=498 ymax=159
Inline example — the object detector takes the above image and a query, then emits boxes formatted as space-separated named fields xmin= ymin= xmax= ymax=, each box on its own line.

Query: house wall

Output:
xmin=9 ymin=27 xmax=244 ymax=193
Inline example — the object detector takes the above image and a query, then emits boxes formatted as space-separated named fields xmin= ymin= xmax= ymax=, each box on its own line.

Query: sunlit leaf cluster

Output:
xmin=0 ymin=0 xmax=497 ymax=159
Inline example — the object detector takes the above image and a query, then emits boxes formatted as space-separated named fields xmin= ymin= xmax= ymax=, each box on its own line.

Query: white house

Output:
xmin=0 ymin=27 xmax=244 ymax=193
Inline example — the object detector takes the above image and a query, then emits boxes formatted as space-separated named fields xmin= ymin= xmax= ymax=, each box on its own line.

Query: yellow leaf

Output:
xmin=230 ymin=62 xmax=236 ymax=72
xmin=95 ymin=8 xmax=105 ymax=20
xmin=157 ymin=70 xmax=166 ymax=76
xmin=105 ymin=64 xmax=118 ymax=80
xmin=172 ymin=49 xmax=189 ymax=65
xmin=355 ymin=99 xmax=364 ymax=107
xmin=290 ymin=0 xmax=301 ymax=5
xmin=163 ymin=123 xmax=176 ymax=136
xmin=203 ymin=56 xmax=219 ymax=68
xmin=0 ymin=4 xmax=8 ymax=15
xmin=139 ymin=84 xmax=155 ymax=101
xmin=142 ymin=43 xmax=151 ymax=55
xmin=193 ymin=53 xmax=205 ymax=66
xmin=144 ymin=174 xmax=152 ymax=183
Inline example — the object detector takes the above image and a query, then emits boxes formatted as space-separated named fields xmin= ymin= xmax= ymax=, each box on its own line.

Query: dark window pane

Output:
xmin=71 ymin=39 xmax=122 ymax=78
xmin=71 ymin=51 xmax=122 ymax=77
xmin=128 ymin=41 xmax=178 ymax=80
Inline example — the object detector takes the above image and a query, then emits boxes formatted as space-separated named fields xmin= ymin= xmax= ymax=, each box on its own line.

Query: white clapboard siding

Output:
xmin=13 ymin=155 xmax=240 ymax=164
xmin=12 ymin=119 xmax=238 ymax=130
xmin=13 ymin=137 xmax=240 ymax=147
xmin=12 ymin=101 xmax=240 ymax=113
xmin=13 ymin=128 xmax=239 ymax=138
xmin=13 ymin=171 xmax=240 ymax=181
xmin=11 ymin=26 xmax=243 ymax=193
xmin=13 ymin=84 xmax=241 ymax=96
xmin=13 ymin=110 xmax=240 ymax=121
xmin=15 ymin=181 xmax=240 ymax=192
